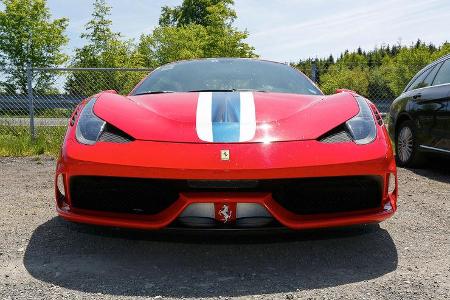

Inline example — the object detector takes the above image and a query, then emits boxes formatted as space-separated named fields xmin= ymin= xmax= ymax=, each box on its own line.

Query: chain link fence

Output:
xmin=0 ymin=67 xmax=151 ymax=139
xmin=0 ymin=63 xmax=425 ymax=139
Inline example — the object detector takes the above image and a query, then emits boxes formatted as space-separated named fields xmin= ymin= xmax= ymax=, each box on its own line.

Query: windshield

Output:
xmin=132 ymin=59 xmax=322 ymax=95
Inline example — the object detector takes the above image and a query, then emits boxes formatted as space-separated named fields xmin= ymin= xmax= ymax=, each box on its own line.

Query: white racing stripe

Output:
xmin=239 ymin=91 xmax=256 ymax=142
xmin=196 ymin=92 xmax=213 ymax=142
xmin=196 ymin=91 xmax=256 ymax=142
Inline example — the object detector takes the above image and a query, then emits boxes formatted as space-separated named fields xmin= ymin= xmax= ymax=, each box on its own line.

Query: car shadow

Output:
xmin=24 ymin=217 xmax=398 ymax=298
xmin=407 ymin=155 xmax=450 ymax=184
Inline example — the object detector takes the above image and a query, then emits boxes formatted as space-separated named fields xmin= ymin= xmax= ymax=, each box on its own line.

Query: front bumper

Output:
xmin=55 ymin=132 xmax=397 ymax=230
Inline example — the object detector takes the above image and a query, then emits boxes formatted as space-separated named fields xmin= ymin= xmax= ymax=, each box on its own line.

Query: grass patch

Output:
xmin=0 ymin=126 xmax=66 ymax=157
xmin=0 ymin=108 xmax=73 ymax=118
xmin=36 ymin=108 xmax=73 ymax=118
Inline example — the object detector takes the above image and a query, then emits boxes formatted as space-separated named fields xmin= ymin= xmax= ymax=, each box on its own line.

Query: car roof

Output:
xmin=433 ymin=53 xmax=450 ymax=64
xmin=403 ymin=54 xmax=450 ymax=92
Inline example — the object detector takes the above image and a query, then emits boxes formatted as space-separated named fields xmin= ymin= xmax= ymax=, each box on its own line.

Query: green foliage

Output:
xmin=382 ymin=54 xmax=421 ymax=95
xmin=294 ymin=40 xmax=450 ymax=99
xmin=380 ymin=42 xmax=448 ymax=96
xmin=65 ymin=0 xmax=144 ymax=95
xmin=65 ymin=0 xmax=256 ymax=92
xmin=293 ymin=55 xmax=334 ymax=80
xmin=81 ymin=0 xmax=120 ymax=49
xmin=0 ymin=125 xmax=65 ymax=156
xmin=147 ymin=25 xmax=209 ymax=64
xmin=320 ymin=65 xmax=369 ymax=95
xmin=138 ymin=0 xmax=256 ymax=66
xmin=367 ymin=67 xmax=395 ymax=100
xmin=0 ymin=0 xmax=68 ymax=93
xmin=159 ymin=0 xmax=236 ymax=27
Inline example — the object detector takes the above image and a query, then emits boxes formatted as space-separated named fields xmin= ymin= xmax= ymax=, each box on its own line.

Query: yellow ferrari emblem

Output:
xmin=221 ymin=149 xmax=230 ymax=161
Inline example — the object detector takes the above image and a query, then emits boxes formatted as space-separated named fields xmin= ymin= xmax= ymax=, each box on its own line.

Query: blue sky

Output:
xmin=45 ymin=0 xmax=450 ymax=62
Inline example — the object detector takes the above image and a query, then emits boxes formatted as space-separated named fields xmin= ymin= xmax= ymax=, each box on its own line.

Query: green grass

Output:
xmin=0 ymin=108 xmax=72 ymax=118
xmin=0 ymin=126 xmax=66 ymax=157
xmin=0 ymin=116 xmax=393 ymax=157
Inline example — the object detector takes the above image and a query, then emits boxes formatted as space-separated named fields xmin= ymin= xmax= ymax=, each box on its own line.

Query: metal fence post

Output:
xmin=311 ymin=61 xmax=318 ymax=83
xmin=26 ymin=62 xmax=35 ymax=140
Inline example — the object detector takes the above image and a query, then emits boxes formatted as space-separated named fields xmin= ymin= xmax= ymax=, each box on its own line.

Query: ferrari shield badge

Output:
xmin=214 ymin=203 xmax=236 ymax=223
xmin=219 ymin=204 xmax=233 ymax=223
xmin=220 ymin=149 xmax=230 ymax=161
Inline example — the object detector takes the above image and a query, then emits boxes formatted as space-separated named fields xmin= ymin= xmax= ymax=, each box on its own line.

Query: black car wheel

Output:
xmin=395 ymin=120 xmax=424 ymax=167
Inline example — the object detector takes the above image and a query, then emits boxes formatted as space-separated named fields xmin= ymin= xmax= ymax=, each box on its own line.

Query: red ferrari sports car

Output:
xmin=55 ymin=58 xmax=397 ymax=230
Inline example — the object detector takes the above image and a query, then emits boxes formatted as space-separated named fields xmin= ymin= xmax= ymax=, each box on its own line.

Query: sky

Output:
xmin=44 ymin=0 xmax=450 ymax=63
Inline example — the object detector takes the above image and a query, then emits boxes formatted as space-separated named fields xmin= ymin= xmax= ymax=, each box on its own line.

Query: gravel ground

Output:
xmin=0 ymin=156 xmax=449 ymax=300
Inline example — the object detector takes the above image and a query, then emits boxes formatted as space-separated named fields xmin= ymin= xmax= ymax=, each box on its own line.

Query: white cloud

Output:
xmin=46 ymin=0 xmax=450 ymax=62
xmin=236 ymin=0 xmax=450 ymax=61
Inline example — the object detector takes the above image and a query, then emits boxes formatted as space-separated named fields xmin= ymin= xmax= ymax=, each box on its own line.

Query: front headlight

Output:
xmin=345 ymin=96 xmax=377 ymax=144
xmin=75 ymin=98 xmax=105 ymax=145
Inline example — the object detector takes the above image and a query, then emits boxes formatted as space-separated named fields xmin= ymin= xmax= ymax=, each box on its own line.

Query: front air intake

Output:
xmin=318 ymin=124 xmax=353 ymax=143
xmin=271 ymin=176 xmax=382 ymax=214
xmin=69 ymin=176 xmax=382 ymax=216
xmin=98 ymin=124 xmax=134 ymax=143
xmin=70 ymin=176 xmax=179 ymax=214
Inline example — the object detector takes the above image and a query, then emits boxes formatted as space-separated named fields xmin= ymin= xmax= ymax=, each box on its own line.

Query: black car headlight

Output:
xmin=75 ymin=98 xmax=106 ymax=145
xmin=345 ymin=96 xmax=377 ymax=145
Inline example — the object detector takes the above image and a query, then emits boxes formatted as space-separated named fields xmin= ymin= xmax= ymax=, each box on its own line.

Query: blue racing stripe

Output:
xmin=211 ymin=92 xmax=241 ymax=142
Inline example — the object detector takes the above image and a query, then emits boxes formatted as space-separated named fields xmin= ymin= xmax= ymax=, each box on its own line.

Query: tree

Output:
xmin=0 ymin=0 xmax=68 ymax=93
xmin=381 ymin=42 xmax=437 ymax=96
xmin=66 ymin=0 xmax=144 ymax=95
xmin=145 ymin=25 xmax=209 ymax=64
xmin=159 ymin=0 xmax=236 ymax=27
xmin=82 ymin=0 xmax=119 ymax=51
xmin=69 ymin=0 xmax=127 ymax=69
xmin=294 ymin=41 xmax=450 ymax=104
xmin=137 ymin=0 xmax=256 ymax=66
xmin=432 ymin=41 xmax=450 ymax=60
xmin=319 ymin=65 xmax=370 ymax=96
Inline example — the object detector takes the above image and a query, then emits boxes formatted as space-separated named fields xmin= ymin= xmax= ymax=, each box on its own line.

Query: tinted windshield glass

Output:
xmin=406 ymin=68 xmax=431 ymax=91
xmin=433 ymin=59 xmax=450 ymax=85
xmin=132 ymin=59 xmax=322 ymax=95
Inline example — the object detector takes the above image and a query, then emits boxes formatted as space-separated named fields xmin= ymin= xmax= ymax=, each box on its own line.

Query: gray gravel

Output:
xmin=0 ymin=156 xmax=449 ymax=299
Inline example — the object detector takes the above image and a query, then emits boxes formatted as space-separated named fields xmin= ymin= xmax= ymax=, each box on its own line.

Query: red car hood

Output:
xmin=93 ymin=91 xmax=359 ymax=143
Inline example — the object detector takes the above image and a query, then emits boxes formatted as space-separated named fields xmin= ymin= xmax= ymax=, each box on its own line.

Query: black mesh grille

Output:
xmin=98 ymin=124 xmax=134 ymax=143
xmin=69 ymin=176 xmax=382 ymax=216
xmin=318 ymin=125 xmax=353 ymax=143
xmin=70 ymin=176 xmax=180 ymax=215
xmin=271 ymin=176 xmax=382 ymax=214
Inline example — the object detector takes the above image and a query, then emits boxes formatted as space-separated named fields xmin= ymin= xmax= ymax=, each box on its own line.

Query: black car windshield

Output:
xmin=132 ymin=59 xmax=322 ymax=96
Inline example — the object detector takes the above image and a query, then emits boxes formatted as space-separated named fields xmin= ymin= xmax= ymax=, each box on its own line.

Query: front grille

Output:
xmin=69 ymin=176 xmax=382 ymax=216
xmin=270 ymin=176 xmax=382 ymax=214
xmin=70 ymin=176 xmax=180 ymax=215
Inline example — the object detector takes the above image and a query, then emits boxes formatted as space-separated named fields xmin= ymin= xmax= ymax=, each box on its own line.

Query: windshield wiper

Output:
xmin=234 ymin=89 xmax=269 ymax=93
xmin=135 ymin=89 xmax=270 ymax=95
xmin=134 ymin=90 xmax=176 ymax=95
xmin=188 ymin=89 xmax=235 ymax=93
xmin=188 ymin=88 xmax=269 ymax=93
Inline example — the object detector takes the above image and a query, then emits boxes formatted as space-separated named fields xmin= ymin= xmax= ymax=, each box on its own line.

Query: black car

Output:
xmin=388 ymin=54 xmax=450 ymax=167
